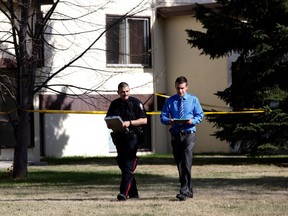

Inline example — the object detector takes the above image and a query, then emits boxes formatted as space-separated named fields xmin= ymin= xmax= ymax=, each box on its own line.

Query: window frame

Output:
xmin=106 ymin=15 xmax=152 ymax=67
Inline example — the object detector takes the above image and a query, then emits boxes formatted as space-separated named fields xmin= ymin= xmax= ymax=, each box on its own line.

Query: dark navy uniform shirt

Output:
xmin=106 ymin=96 xmax=147 ymax=131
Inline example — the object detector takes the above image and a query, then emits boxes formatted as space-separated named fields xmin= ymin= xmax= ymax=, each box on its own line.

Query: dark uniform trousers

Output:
xmin=171 ymin=132 xmax=196 ymax=197
xmin=111 ymin=131 xmax=139 ymax=197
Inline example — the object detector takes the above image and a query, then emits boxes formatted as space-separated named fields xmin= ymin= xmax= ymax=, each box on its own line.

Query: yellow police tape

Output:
xmin=0 ymin=93 xmax=267 ymax=115
xmin=0 ymin=108 xmax=18 ymax=115
xmin=153 ymin=93 xmax=266 ymax=115
xmin=28 ymin=110 xmax=108 ymax=114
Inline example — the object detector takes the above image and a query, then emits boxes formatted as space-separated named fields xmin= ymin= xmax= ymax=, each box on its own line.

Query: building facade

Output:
xmin=0 ymin=0 xmax=231 ymax=161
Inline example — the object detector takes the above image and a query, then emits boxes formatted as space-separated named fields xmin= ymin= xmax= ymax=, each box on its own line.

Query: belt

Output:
xmin=180 ymin=130 xmax=195 ymax=135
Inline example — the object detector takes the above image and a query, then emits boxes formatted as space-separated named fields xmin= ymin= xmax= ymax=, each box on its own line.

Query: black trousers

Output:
xmin=171 ymin=133 xmax=196 ymax=196
xmin=111 ymin=131 xmax=139 ymax=197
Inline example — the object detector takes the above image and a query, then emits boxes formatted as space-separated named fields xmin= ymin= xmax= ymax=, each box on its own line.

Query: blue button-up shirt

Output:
xmin=160 ymin=93 xmax=204 ymax=134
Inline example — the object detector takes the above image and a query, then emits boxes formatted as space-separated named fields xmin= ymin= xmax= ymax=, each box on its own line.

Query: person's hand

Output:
xmin=187 ymin=119 xmax=193 ymax=124
xmin=123 ymin=121 xmax=131 ymax=128
xmin=169 ymin=119 xmax=175 ymax=125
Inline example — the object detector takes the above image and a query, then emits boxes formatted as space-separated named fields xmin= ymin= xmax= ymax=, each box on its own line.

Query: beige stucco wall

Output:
xmin=155 ymin=15 xmax=229 ymax=153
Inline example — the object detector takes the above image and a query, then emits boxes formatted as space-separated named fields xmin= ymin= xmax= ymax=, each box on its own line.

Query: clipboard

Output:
xmin=173 ymin=118 xmax=189 ymax=124
xmin=104 ymin=116 xmax=129 ymax=132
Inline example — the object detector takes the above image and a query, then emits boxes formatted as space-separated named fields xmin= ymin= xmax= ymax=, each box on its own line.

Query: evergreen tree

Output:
xmin=186 ymin=0 xmax=288 ymax=155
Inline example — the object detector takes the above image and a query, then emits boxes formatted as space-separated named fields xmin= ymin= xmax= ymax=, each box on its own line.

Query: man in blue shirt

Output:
xmin=160 ymin=76 xmax=204 ymax=201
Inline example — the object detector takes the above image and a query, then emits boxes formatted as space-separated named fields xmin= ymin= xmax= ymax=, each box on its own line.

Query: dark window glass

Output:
xmin=106 ymin=15 xmax=151 ymax=66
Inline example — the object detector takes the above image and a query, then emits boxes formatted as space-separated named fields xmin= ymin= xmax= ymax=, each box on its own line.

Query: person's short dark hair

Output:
xmin=175 ymin=76 xmax=188 ymax=85
xmin=118 ymin=82 xmax=129 ymax=91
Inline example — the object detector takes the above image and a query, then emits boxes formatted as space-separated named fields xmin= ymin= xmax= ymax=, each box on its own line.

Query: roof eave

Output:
xmin=157 ymin=2 xmax=219 ymax=18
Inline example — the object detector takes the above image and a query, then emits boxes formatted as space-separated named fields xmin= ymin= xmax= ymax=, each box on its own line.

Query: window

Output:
xmin=106 ymin=15 xmax=151 ymax=67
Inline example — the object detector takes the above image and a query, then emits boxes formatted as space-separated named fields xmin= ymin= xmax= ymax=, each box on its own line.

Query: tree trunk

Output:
xmin=12 ymin=110 xmax=30 ymax=178
xmin=12 ymin=0 xmax=31 ymax=178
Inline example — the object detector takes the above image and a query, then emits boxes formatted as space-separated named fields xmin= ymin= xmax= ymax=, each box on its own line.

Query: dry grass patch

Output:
xmin=0 ymin=155 xmax=287 ymax=216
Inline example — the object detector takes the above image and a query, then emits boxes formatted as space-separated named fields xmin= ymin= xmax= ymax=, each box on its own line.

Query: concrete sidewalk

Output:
xmin=0 ymin=161 xmax=13 ymax=169
xmin=0 ymin=161 xmax=48 ymax=169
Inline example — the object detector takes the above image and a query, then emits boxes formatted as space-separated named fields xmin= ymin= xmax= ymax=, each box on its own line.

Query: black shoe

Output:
xmin=186 ymin=193 xmax=193 ymax=198
xmin=117 ymin=193 xmax=127 ymax=201
xmin=176 ymin=194 xmax=187 ymax=201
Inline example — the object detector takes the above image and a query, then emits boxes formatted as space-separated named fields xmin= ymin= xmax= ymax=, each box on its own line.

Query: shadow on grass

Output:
xmin=0 ymin=155 xmax=287 ymax=193
xmin=193 ymin=176 xmax=288 ymax=190
xmin=0 ymin=170 xmax=175 ymax=186
xmin=0 ymin=169 xmax=287 ymax=190
xmin=42 ymin=154 xmax=288 ymax=166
